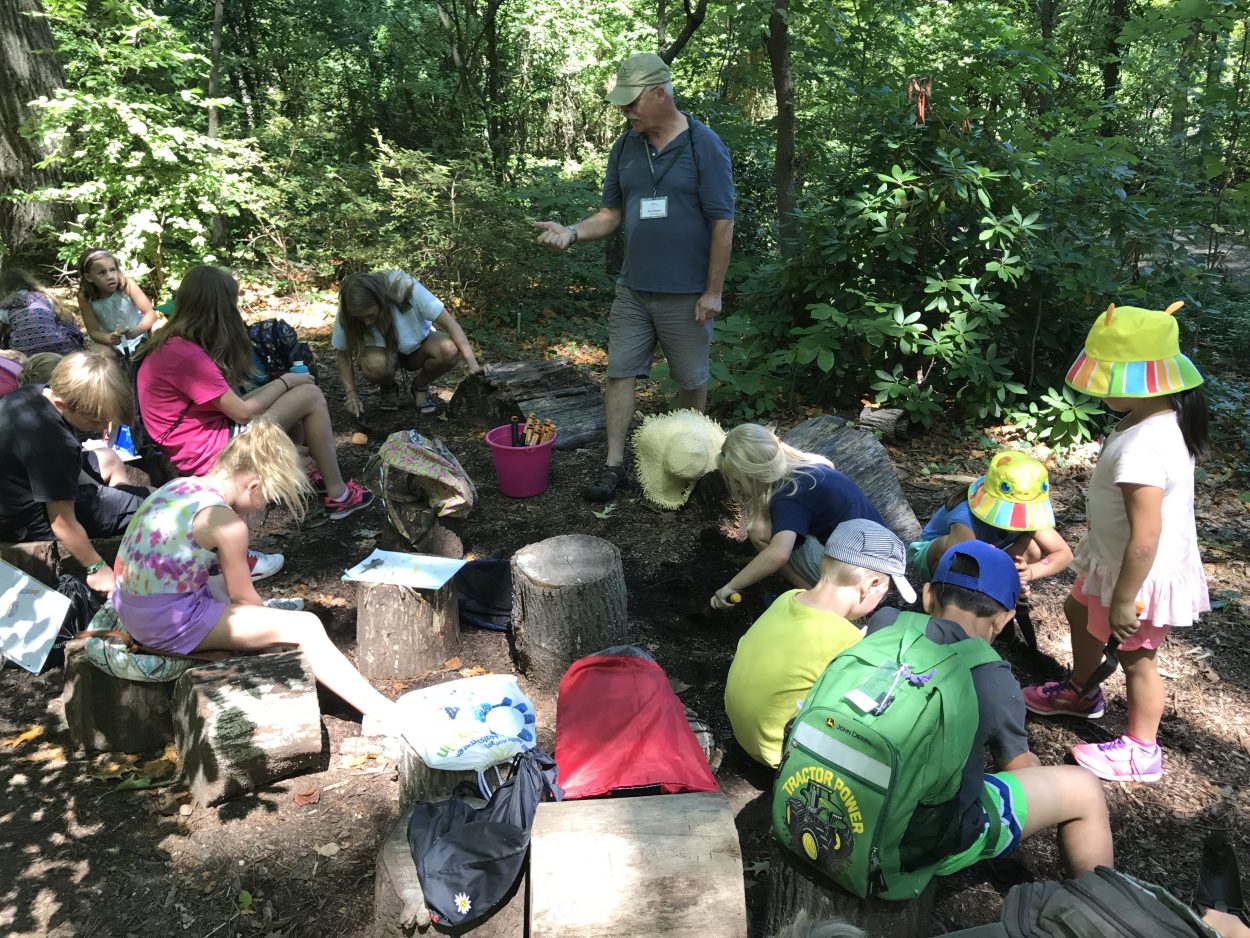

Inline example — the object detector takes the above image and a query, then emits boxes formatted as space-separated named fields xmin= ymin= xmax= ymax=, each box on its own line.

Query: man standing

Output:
xmin=535 ymin=53 xmax=735 ymax=502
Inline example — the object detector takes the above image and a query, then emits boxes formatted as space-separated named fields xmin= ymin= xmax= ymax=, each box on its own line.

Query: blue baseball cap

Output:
xmin=930 ymin=541 xmax=1019 ymax=611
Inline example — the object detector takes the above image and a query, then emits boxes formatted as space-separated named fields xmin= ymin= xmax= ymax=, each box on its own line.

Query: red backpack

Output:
xmin=555 ymin=647 xmax=718 ymax=799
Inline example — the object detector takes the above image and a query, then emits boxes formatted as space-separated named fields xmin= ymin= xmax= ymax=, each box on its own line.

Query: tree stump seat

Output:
xmin=1 ymin=536 xmax=123 ymax=587
xmin=356 ymin=580 xmax=461 ymax=681
xmin=511 ymin=534 xmax=627 ymax=688
xmin=764 ymin=840 xmax=935 ymax=938
xmin=63 ymin=645 xmax=176 ymax=754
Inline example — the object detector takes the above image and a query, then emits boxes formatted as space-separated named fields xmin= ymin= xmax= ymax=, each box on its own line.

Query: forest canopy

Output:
xmin=3 ymin=0 xmax=1247 ymax=430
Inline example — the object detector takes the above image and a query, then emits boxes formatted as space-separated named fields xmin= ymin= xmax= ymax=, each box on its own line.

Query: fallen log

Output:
xmin=172 ymin=650 xmax=322 ymax=805
xmin=858 ymin=406 xmax=909 ymax=443
xmin=511 ymin=534 xmax=627 ymax=688
xmin=449 ymin=360 xmax=604 ymax=450
xmin=783 ymin=415 xmax=921 ymax=543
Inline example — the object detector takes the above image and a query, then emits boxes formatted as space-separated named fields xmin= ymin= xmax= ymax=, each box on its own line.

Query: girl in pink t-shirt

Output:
xmin=1023 ymin=302 xmax=1210 ymax=784
xmin=135 ymin=266 xmax=373 ymax=520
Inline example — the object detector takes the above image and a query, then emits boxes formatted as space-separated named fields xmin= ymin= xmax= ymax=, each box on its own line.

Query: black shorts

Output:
xmin=0 ymin=452 xmax=147 ymax=542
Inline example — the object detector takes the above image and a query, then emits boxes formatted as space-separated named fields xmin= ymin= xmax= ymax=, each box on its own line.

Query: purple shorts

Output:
xmin=112 ymin=585 xmax=225 ymax=655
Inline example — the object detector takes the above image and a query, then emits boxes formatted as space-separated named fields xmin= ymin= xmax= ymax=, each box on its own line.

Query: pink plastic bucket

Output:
xmin=486 ymin=424 xmax=557 ymax=498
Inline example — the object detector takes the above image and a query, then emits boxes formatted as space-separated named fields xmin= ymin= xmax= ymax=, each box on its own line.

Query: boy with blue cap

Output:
xmin=867 ymin=541 xmax=1114 ymax=879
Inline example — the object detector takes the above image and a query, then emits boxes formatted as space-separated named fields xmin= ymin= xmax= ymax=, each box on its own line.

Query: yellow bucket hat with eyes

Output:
xmin=632 ymin=410 xmax=725 ymax=509
xmin=1065 ymin=301 xmax=1204 ymax=399
xmin=967 ymin=451 xmax=1055 ymax=532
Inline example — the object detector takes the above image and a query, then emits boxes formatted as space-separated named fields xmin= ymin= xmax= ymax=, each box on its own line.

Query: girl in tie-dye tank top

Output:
xmin=113 ymin=418 xmax=400 ymax=736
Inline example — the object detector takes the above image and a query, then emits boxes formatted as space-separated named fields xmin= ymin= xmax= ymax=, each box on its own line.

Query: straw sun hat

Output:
xmin=632 ymin=410 xmax=726 ymax=509
xmin=1065 ymin=301 xmax=1204 ymax=399
xmin=967 ymin=451 xmax=1056 ymax=533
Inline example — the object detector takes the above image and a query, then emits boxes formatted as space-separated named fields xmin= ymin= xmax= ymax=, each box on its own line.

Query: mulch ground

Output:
xmin=2 ymin=286 xmax=1248 ymax=937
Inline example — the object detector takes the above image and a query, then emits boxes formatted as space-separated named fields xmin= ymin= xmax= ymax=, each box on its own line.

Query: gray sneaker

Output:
xmin=582 ymin=464 xmax=626 ymax=502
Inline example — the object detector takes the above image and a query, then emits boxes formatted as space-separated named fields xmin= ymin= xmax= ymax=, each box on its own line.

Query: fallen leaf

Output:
xmin=238 ymin=889 xmax=254 ymax=912
xmin=355 ymin=528 xmax=382 ymax=539
xmin=458 ymin=665 xmax=487 ymax=677
xmin=3 ymin=725 xmax=45 ymax=748
xmin=21 ymin=744 xmax=66 ymax=764
xmin=349 ymin=754 xmax=368 ymax=768
xmin=669 ymin=678 xmax=692 ymax=694
xmin=443 ymin=656 xmax=462 ymax=670
xmin=315 ymin=842 xmax=341 ymax=857
xmin=293 ymin=787 xmax=320 ymax=806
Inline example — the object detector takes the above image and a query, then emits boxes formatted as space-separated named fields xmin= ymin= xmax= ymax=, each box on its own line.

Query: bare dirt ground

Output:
xmin=2 ymin=285 xmax=1248 ymax=937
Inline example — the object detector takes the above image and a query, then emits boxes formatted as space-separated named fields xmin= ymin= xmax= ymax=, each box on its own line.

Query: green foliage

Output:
xmin=1006 ymin=387 xmax=1106 ymax=449
xmin=16 ymin=0 xmax=268 ymax=288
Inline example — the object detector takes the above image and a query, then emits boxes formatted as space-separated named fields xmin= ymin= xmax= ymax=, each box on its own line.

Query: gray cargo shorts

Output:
xmin=607 ymin=284 xmax=712 ymax=390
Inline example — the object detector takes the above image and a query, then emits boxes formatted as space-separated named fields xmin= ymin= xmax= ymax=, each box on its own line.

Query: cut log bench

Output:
xmin=1 ymin=537 xmax=123 ymax=587
xmin=449 ymin=359 xmax=605 ymax=450
xmin=764 ymin=840 xmax=935 ymax=938
xmin=511 ymin=534 xmax=627 ymax=688
xmin=64 ymin=648 xmax=323 ymax=805
xmin=528 ymin=792 xmax=748 ymax=937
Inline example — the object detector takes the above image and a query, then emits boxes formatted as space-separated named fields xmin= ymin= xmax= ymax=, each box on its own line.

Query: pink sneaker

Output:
xmin=324 ymin=480 xmax=375 ymax=520
xmin=1022 ymin=679 xmax=1105 ymax=719
xmin=1072 ymin=735 xmax=1164 ymax=783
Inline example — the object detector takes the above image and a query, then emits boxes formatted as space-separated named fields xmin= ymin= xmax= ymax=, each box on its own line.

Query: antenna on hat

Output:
xmin=1164 ymin=300 xmax=1184 ymax=315
xmin=1103 ymin=302 xmax=1115 ymax=325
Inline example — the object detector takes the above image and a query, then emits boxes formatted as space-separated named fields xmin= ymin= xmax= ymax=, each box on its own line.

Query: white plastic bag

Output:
xmin=397 ymin=674 xmax=537 ymax=771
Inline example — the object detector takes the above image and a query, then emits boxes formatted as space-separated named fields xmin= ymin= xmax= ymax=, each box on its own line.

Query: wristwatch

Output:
xmin=85 ymin=559 xmax=106 ymax=575
xmin=567 ymin=226 xmax=579 ymax=245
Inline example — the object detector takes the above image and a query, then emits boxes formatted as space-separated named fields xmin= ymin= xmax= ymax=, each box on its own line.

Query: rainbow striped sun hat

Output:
xmin=967 ymin=451 xmax=1055 ymax=532
xmin=1065 ymin=301 xmax=1203 ymax=398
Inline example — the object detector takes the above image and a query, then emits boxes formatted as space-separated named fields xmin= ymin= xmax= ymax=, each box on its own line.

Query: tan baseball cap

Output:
xmin=604 ymin=53 xmax=671 ymax=106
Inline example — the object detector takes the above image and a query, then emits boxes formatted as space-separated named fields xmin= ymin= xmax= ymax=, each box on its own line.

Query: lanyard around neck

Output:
xmin=642 ymin=129 xmax=692 ymax=196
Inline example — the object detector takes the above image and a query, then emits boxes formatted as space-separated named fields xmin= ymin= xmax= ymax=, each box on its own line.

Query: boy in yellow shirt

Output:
xmin=724 ymin=518 xmax=915 ymax=767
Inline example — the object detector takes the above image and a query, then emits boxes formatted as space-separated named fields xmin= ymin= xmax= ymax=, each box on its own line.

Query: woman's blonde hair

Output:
xmin=212 ymin=418 xmax=310 ymax=518
xmin=76 ymin=247 xmax=131 ymax=301
xmin=337 ymin=271 xmax=412 ymax=356
xmin=137 ymin=265 xmax=252 ymax=383
xmin=48 ymin=349 xmax=133 ymax=423
xmin=717 ymin=423 xmax=833 ymax=528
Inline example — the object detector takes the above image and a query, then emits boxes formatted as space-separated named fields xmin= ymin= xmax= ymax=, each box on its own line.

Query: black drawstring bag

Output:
xmin=455 ymin=559 xmax=512 ymax=632
xmin=407 ymin=749 xmax=561 ymax=928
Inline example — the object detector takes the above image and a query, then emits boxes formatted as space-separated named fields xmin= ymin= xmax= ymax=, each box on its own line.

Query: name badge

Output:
xmin=639 ymin=196 xmax=668 ymax=219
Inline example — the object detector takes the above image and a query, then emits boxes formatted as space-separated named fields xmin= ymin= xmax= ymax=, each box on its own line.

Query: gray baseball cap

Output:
xmin=604 ymin=53 xmax=671 ymax=106
xmin=824 ymin=518 xmax=917 ymax=604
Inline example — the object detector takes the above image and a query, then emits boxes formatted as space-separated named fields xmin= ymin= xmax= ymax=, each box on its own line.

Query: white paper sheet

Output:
xmin=0 ymin=560 xmax=73 ymax=674
xmin=342 ymin=549 xmax=465 ymax=590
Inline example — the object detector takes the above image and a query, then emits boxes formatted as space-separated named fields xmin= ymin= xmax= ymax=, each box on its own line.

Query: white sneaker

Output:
xmin=247 ymin=550 xmax=284 ymax=581
xmin=263 ymin=597 xmax=304 ymax=611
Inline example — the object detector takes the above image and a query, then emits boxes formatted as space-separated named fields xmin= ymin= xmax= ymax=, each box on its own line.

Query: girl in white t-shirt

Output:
xmin=333 ymin=271 xmax=485 ymax=419
xmin=76 ymin=247 xmax=158 ymax=348
xmin=1023 ymin=302 xmax=1210 ymax=784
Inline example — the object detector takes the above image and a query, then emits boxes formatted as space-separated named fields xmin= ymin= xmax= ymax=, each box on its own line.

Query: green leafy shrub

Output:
xmin=1006 ymin=387 xmax=1106 ymax=448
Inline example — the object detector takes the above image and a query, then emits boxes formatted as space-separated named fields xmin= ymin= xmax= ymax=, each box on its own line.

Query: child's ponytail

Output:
xmin=1171 ymin=387 xmax=1210 ymax=460
xmin=213 ymin=418 xmax=310 ymax=517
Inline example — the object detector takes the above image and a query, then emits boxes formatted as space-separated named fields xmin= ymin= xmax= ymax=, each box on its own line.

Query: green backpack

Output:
xmin=772 ymin=611 xmax=1001 ymax=900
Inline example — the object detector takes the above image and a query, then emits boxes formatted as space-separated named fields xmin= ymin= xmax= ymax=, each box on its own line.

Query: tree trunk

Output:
xmin=511 ymin=534 xmax=627 ymax=688
xmin=764 ymin=841 xmax=934 ymax=938
xmin=1099 ymin=0 xmax=1130 ymax=137
xmin=172 ymin=651 xmax=323 ymax=805
xmin=63 ymin=647 xmax=175 ymax=754
xmin=0 ymin=0 xmax=65 ymax=266
xmin=355 ymin=581 xmax=461 ymax=680
xmin=1169 ymin=20 xmax=1202 ymax=140
xmin=782 ymin=415 xmax=921 ymax=543
xmin=529 ymin=792 xmax=747 ymax=937
xmin=765 ymin=0 xmax=798 ymax=257
xmin=207 ymin=0 xmax=226 ymax=245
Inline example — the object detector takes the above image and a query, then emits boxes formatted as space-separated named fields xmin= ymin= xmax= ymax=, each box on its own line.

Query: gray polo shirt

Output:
xmin=602 ymin=115 xmax=735 ymax=294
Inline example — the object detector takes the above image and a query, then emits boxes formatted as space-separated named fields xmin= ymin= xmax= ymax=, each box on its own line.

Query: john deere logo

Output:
xmin=826 ymin=717 xmax=836 ymax=729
